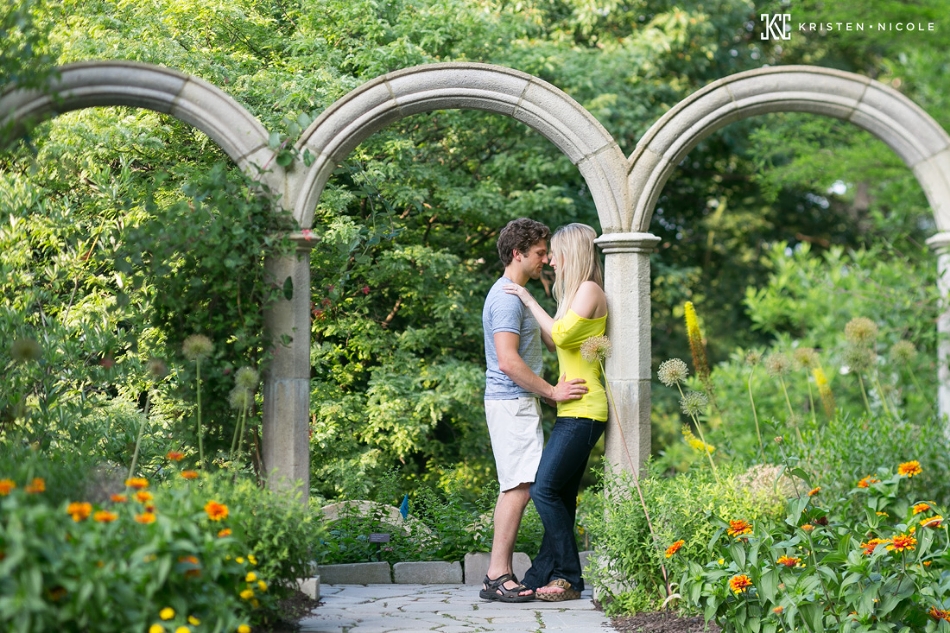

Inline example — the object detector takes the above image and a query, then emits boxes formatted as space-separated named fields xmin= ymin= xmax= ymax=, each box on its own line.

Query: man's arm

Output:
xmin=494 ymin=332 xmax=587 ymax=401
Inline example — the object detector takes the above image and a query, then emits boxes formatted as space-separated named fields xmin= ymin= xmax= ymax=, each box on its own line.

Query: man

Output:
xmin=480 ymin=217 xmax=588 ymax=602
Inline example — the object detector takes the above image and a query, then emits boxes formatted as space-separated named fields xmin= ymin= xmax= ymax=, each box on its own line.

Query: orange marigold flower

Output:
xmin=886 ymin=533 xmax=917 ymax=553
xmin=0 ymin=479 xmax=15 ymax=495
xmin=922 ymin=515 xmax=944 ymax=529
xmin=135 ymin=490 xmax=153 ymax=503
xmin=776 ymin=555 xmax=800 ymax=567
xmin=126 ymin=477 xmax=149 ymax=490
xmin=773 ymin=606 xmax=784 ymax=615
xmin=913 ymin=503 xmax=931 ymax=514
xmin=729 ymin=574 xmax=753 ymax=594
xmin=94 ymin=510 xmax=118 ymax=523
xmin=67 ymin=501 xmax=92 ymax=522
xmin=898 ymin=461 xmax=922 ymax=477
xmin=135 ymin=512 xmax=156 ymax=525
xmin=727 ymin=520 xmax=753 ymax=538
xmin=860 ymin=537 xmax=890 ymax=555
xmin=181 ymin=470 xmax=199 ymax=480
xmin=930 ymin=607 xmax=950 ymax=622
xmin=25 ymin=477 xmax=45 ymax=494
xmin=665 ymin=540 xmax=685 ymax=558
xmin=166 ymin=451 xmax=185 ymax=461
xmin=218 ymin=528 xmax=232 ymax=538
xmin=808 ymin=487 xmax=821 ymax=497
xmin=857 ymin=475 xmax=880 ymax=488
xmin=111 ymin=493 xmax=127 ymax=503
xmin=205 ymin=501 xmax=229 ymax=522
xmin=800 ymin=524 xmax=814 ymax=532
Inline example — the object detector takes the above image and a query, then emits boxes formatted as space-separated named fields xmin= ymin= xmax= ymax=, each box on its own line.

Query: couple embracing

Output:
xmin=480 ymin=218 xmax=607 ymax=603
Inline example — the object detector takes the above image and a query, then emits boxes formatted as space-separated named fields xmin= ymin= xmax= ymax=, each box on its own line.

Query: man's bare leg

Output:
xmin=485 ymin=482 xmax=533 ymax=596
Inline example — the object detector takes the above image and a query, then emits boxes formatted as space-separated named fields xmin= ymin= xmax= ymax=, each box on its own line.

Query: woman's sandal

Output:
xmin=478 ymin=572 xmax=535 ymax=603
xmin=535 ymin=578 xmax=581 ymax=602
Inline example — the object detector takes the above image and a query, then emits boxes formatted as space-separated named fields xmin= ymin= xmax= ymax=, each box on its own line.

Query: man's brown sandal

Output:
xmin=478 ymin=573 xmax=535 ymax=602
xmin=535 ymin=578 xmax=581 ymax=602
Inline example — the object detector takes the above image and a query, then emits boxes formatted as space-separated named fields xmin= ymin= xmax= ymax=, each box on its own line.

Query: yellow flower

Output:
xmin=886 ymin=533 xmax=917 ymax=553
xmin=160 ymin=607 xmax=175 ymax=620
xmin=777 ymin=555 xmax=801 ymax=567
xmin=204 ymin=500 xmax=229 ymax=521
xmin=808 ymin=487 xmax=820 ymax=497
xmin=135 ymin=512 xmax=157 ymax=524
xmin=898 ymin=461 xmax=922 ymax=477
xmin=682 ymin=427 xmax=715 ymax=455
xmin=236 ymin=557 xmax=245 ymax=564
xmin=257 ymin=580 xmax=268 ymax=592
xmin=25 ymin=477 xmax=45 ymax=494
xmin=246 ymin=572 xmax=257 ymax=582
xmin=729 ymin=574 xmax=753 ymax=594
xmin=67 ymin=502 xmax=92 ymax=522
xmin=237 ymin=625 xmax=251 ymax=633
xmin=93 ymin=510 xmax=118 ymax=523
xmin=857 ymin=475 xmax=880 ymax=489
xmin=188 ymin=616 xmax=200 ymax=625
xmin=247 ymin=554 xmax=258 ymax=566
xmin=773 ymin=606 xmax=784 ymax=614
xmin=175 ymin=628 xmax=190 ymax=633
xmin=922 ymin=515 xmax=943 ymax=529
xmin=913 ymin=503 xmax=931 ymax=515
xmin=125 ymin=477 xmax=149 ymax=490
xmin=0 ymin=479 xmax=15 ymax=495
xmin=727 ymin=520 xmax=752 ymax=538
xmin=149 ymin=625 xmax=165 ymax=633
xmin=684 ymin=301 xmax=710 ymax=381
xmin=801 ymin=524 xmax=814 ymax=532
xmin=812 ymin=367 xmax=835 ymax=417
xmin=240 ymin=589 xmax=255 ymax=600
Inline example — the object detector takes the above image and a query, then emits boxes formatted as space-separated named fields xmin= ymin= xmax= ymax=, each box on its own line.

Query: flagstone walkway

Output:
xmin=297 ymin=583 xmax=615 ymax=633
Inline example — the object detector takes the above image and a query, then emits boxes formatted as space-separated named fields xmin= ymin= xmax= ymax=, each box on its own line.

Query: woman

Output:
xmin=503 ymin=222 xmax=607 ymax=601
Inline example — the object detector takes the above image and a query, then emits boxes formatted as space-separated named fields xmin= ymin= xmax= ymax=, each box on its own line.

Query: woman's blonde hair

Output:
xmin=550 ymin=223 xmax=603 ymax=320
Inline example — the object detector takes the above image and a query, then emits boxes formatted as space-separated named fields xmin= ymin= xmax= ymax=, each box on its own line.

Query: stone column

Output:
xmin=262 ymin=234 xmax=314 ymax=502
xmin=593 ymin=232 xmax=661 ymax=477
xmin=926 ymin=232 xmax=950 ymax=430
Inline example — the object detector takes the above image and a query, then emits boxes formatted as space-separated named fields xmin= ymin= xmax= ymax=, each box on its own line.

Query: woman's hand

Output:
xmin=503 ymin=283 xmax=535 ymax=306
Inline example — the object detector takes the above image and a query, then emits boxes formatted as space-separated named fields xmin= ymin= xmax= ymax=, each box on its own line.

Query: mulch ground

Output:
xmin=610 ymin=610 xmax=721 ymax=633
xmin=262 ymin=590 xmax=322 ymax=632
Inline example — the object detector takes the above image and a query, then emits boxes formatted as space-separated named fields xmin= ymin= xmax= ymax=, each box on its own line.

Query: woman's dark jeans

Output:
xmin=522 ymin=417 xmax=605 ymax=592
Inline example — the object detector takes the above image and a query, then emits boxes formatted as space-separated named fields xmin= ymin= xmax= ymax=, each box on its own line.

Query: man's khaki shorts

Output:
xmin=484 ymin=397 xmax=543 ymax=492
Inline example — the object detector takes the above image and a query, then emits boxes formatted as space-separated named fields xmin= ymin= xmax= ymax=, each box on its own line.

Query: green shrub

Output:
xmin=681 ymin=461 xmax=949 ymax=632
xmin=0 ymin=474 xmax=254 ymax=633
xmin=584 ymin=462 xmax=789 ymax=615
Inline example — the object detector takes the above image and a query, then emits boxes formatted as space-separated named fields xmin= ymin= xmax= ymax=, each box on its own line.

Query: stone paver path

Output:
xmin=298 ymin=584 xmax=615 ymax=632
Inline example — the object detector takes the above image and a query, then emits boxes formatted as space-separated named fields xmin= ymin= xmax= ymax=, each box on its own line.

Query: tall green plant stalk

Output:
xmin=195 ymin=359 xmax=205 ymax=467
xmin=182 ymin=334 xmax=213 ymax=469
xmin=746 ymin=362 xmax=764 ymax=459
xmin=585 ymin=337 xmax=675 ymax=600
xmin=674 ymin=383 xmax=720 ymax=484
xmin=871 ymin=373 xmax=894 ymax=419
xmin=599 ymin=361 xmax=674 ymax=599
xmin=128 ymin=389 xmax=152 ymax=479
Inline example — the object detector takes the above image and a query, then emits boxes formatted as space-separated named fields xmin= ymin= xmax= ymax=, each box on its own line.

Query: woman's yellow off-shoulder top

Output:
xmin=551 ymin=309 xmax=608 ymax=421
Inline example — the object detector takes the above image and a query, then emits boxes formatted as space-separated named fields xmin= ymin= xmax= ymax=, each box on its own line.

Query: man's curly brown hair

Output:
xmin=496 ymin=218 xmax=551 ymax=267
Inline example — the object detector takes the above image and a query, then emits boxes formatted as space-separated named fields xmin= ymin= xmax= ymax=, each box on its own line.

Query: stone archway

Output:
xmin=4 ymin=61 xmax=950 ymax=502
xmin=620 ymin=65 xmax=950 ymax=429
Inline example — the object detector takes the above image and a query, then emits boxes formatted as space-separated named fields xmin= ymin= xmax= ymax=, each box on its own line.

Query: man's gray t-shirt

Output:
xmin=483 ymin=276 xmax=543 ymax=400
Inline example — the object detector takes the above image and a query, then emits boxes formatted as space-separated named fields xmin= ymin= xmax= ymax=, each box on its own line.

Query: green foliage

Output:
xmin=161 ymin=470 xmax=320 ymax=598
xmin=584 ymin=463 xmax=788 ymax=614
xmin=681 ymin=464 xmax=950 ymax=632
xmin=0 ymin=473 xmax=255 ymax=633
